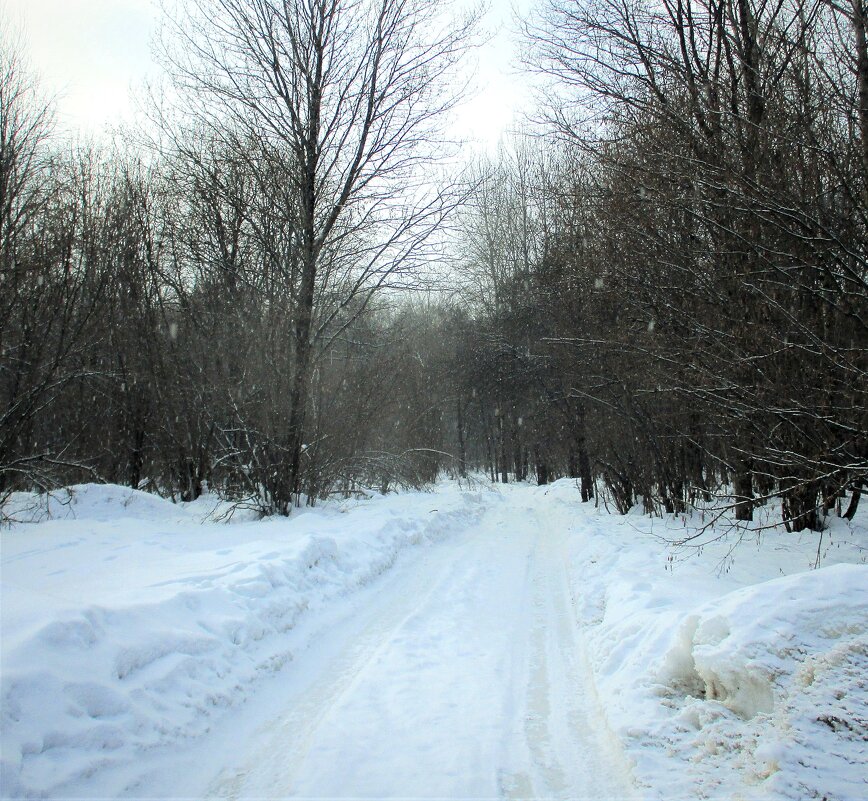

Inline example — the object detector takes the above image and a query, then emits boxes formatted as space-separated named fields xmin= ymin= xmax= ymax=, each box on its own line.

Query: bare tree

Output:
xmin=155 ymin=0 xmax=477 ymax=512
xmin=0 ymin=27 xmax=107 ymax=497
xmin=0 ymin=23 xmax=52 ymax=275
xmin=514 ymin=0 xmax=868 ymax=529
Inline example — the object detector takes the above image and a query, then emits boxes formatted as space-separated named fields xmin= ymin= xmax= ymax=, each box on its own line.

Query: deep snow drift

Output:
xmin=1 ymin=483 xmax=485 ymax=797
xmin=1 ymin=480 xmax=866 ymax=799
xmin=553 ymin=483 xmax=868 ymax=801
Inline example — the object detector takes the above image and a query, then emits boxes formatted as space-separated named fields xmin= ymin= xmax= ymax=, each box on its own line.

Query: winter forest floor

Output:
xmin=1 ymin=480 xmax=866 ymax=800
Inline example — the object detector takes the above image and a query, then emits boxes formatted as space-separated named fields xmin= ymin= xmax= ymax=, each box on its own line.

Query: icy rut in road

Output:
xmin=199 ymin=493 xmax=635 ymax=800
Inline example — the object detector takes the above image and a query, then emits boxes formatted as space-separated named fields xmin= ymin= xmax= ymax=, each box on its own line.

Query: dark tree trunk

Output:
xmin=497 ymin=410 xmax=508 ymax=483
xmin=535 ymin=446 xmax=549 ymax=486
xmin=782 ymin=481 xmax=822 ymax=532
xmin=574 ymin=404 xmax=593 ymax=502
xmin=843 ymin=480 xmax=863 ymax=521
xmin=734 ymin=460 xmax=754 ymax=521
xmin=480 ymin=399 xmax=495 ymax=482
xmin=512 ymin=415 xmax=525 ymax=481
xmin=127 ymin=427 xmax=145 ymax=489
xmin=853 ymin=0 xmax=868 ymax=184
xmin=578 ymin=447 xmax=593 ymax=503
xmin=456 ymin=396 xmax=467 ymax=478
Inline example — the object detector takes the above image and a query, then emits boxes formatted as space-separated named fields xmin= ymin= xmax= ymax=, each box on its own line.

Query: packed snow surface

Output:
xmin=1 ymin=480 xmax=866 ymax=799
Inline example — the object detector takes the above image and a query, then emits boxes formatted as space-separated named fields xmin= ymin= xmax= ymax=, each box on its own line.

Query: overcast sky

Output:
xmin=1 ymin=0 xmax=535 ymax=151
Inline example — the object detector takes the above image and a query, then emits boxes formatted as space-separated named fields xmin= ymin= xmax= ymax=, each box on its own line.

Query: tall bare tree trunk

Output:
xmin=456 ymin=396 xmax=467 ymax=477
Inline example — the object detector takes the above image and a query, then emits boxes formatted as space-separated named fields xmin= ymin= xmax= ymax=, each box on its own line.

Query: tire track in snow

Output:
xmin=207 ymin=559 xmax=451 ymax=795
xmin=202 ymin=490 xmax=636 ymax=800
xmin=504 ymin=509 xmax=637 ymax=800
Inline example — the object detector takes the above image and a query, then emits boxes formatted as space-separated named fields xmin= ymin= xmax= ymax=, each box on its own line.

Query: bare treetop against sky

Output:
xmin=2 ymin=0 xmax=533 ymax=149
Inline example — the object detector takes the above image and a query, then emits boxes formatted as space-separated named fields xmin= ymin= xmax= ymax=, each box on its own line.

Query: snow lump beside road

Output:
xmin=557 ymin=478 xmax=868 ymax=801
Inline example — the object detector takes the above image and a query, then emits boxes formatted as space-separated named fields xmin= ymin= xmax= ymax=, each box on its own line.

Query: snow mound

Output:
xmin=1 ymin=483 xmax=240 ymax=524
xmin=662 ymin=564 xmax=867 ymax=718
xmin=1 ymin=483 xmax=483 ymax=798
xmin=569 ymin=501 xmax=868 ymax=801
xmin=662 ymin=564 xmax=868 ymax=801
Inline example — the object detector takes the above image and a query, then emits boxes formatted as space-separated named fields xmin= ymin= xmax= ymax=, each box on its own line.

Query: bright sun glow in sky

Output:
xmin=1 ymin=0 xmax=535 ymax=152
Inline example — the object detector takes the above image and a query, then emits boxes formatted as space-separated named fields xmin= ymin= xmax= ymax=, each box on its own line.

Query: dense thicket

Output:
xmin=450 ymin=0 xmax=868 ymax=530
xmin=2 ymin=0 xmax=866 ymax=532
xmin=0 ymin=122 xmax=454 ymax=510
xmin=0 ymin=0 xmax=468 ymax=514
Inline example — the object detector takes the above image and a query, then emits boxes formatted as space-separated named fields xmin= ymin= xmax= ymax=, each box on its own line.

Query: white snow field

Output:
xmin=1 ymin=480 xmax=866 ymax=800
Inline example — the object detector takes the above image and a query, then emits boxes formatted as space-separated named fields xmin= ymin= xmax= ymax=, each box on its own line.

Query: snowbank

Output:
xmin=1 ymin=483 xmax=243 ymax=525
xmin=1 ymin=482 xmax=483 ymax=798
xmin=556 ymin=479 xmax=868 ymax=801
xmin=662 ymin=565 xmax=868 ymax=801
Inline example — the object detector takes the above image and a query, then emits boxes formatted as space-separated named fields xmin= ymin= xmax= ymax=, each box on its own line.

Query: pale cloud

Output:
xmin=454 ymin=0 xmax=536 ymax=153
xmin=1 ymin=0 xmax=534 ymax=147
xmin=2 ymin=0 xmax=155 ymax=134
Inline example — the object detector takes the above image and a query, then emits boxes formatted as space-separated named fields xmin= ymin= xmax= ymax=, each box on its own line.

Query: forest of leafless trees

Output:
xmin=1 ymin=0 xmax=865 ymax=531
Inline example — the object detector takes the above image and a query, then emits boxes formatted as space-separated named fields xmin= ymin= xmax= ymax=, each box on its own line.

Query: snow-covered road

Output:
xmin=3 ymin=481 xmax=865 ymax=800
xmin=197 ymin=495 xmax=634 ymax=799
